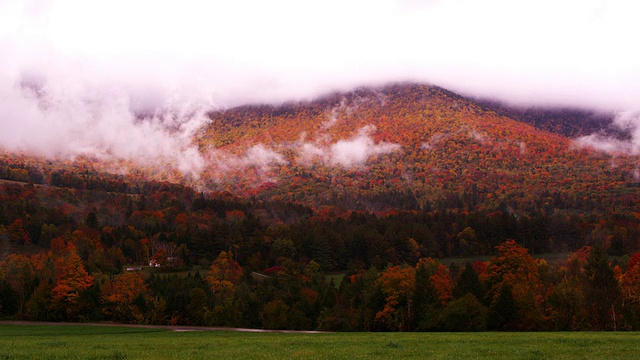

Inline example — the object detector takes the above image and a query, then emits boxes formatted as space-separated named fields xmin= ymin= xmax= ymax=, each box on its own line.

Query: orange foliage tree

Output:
xmin=482 ymin=240 xmax=546 ymax=329
xmin=376 ymin=264 xmax=415 ymax=331
xmin=207 ymin=251 xmax=242 ymax=296
xmin=52 ymin=245 xmax=94 ymax=306
xmin=205 ymin=251 xmax=242 ymax=326
xmin=101 ymin=271 xmax=149 ymax=323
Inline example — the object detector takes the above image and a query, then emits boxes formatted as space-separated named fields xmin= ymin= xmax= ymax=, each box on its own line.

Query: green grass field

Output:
xmin=1 ymin=324 xmax=639 ymax=359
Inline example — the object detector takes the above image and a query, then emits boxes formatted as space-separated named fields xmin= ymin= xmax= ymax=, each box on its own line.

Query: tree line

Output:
xmin=2 ymin=240 xmax=639 ymax=331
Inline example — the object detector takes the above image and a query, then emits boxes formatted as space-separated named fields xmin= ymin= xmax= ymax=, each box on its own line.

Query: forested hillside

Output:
xmin=199 ymin=84 xmax=639 ymax=214
xmin=2 ymin=83 xmax=640 ymax=331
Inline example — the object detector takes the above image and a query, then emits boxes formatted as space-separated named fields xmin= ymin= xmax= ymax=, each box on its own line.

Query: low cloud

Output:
xmin=206 ymin=144 xmax=287 ymax=174
xmin=299 ymin=142 xmax=327 ymax=164
xmin=575 ymin=111 xmax=640 ymax=155
xmin=575 ymin=135 xmax=632 ymax=154
xmin=422 ymin=133 xmax=450 ymax=150
xmin=468 ymin=130 xmax=490 ymax=145
xmin=330 ymin=126 xmax=401 ymax=167
xmin=422 ymin=127 xmax=491 ymax=150
xmin=0 ymin=74 xmax=208 ymax=176
xmin=322 ymin=94 xmax=379 ymax=130
xmin=299 ymin=125 xmax=401 ymax=167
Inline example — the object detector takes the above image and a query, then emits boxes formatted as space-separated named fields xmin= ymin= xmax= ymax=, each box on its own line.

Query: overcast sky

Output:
xmin=1 ymin=0 xmax=639 ymax=166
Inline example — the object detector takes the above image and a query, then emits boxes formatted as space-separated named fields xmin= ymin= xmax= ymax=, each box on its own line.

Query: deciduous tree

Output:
xmin=481 ymin=240 xmax=546 ymax=330
xmin=376 ymin=264 xmax=415 ymax=331
xmin=52 ymin=246 xmax=94 ymax=312
xmin=101 ymin=271 xmax=148 ymax=323
xmin=0 ymin=254 xmax=35 ymax=315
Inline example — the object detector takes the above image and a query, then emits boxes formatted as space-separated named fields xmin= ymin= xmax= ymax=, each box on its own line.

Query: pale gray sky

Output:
xmin=2 ymin=0 xmax=638 ymax=108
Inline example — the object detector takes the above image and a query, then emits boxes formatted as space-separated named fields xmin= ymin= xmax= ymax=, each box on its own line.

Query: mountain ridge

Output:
xmin=192 ymin=83 xmax=637 ymax=214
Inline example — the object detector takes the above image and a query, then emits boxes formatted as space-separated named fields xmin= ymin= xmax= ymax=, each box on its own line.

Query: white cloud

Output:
xmin=299 ymin=125 xmax=401 ymax=167
xmin=208 ymin=144 xmax=287 ymax=173
xmin=299 ymin=142 xmax=327 ymax=164
xmin=329 ymin=126 xmax=401 ymax=167
xmin=575 ymin=111 xmax=640 ymax=154
xmin=0 ymin=71 xmax=209 ymax=176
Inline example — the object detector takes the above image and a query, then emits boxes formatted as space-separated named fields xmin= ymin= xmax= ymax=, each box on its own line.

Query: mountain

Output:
xmin=195 ymin=83 xmax=638 ymax=214
xmin=2 ymin=82 xmax=640 ymax=262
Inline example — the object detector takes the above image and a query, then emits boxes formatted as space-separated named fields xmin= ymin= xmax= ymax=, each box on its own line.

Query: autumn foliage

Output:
xmin=101 ymin=271 xmax=149 ymax=322
xmin=52 ymin=245 xmax=94 ymax=304
xmin=2 ymin=83 xmax=640 ymax=330
xmin=207 ymin=251 xmax=242 ymax=294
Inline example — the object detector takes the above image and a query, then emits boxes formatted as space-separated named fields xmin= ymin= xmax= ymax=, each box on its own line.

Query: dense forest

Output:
xmin=2 ymin=83 xmax=640 ymax=331
xmin=1 ymin=160 xmax=640 ymax=331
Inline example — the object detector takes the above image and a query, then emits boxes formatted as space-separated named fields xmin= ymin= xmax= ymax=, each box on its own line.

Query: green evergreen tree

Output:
xmin=584 ymin=246 xmax=621 ymax=330
xmin=413 ymin=260 xmax=439 ymax=331
xmin=453 ymin=262 xmax=484 ymax=301
xmin=488 ymin=284 xmax=518 ymax=330
xmin=439 ymin=293 xmax=488 ymax=331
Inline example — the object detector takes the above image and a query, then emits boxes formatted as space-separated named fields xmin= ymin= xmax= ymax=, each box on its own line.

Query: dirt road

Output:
xmin=0 ymin=320 xmax=324 ymax=334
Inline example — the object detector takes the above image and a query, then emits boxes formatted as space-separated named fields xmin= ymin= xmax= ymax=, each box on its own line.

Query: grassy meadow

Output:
xmin=1 ymin=324 xmax=640 ymax=359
